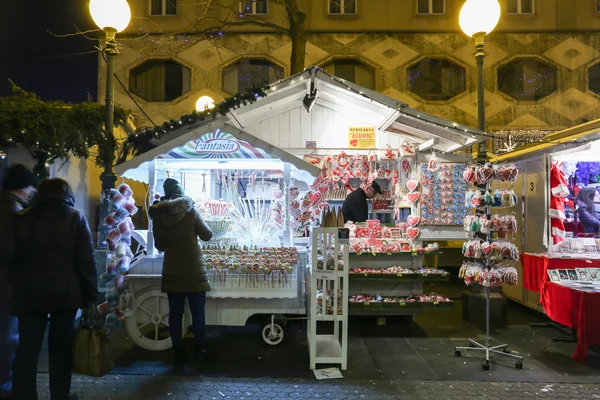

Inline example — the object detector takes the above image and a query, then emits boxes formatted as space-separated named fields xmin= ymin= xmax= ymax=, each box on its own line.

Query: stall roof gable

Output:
xmin=230 ymin=67 xmax=486 ymax=153
xmin=114 ymin=119 xmax=321 ymax=180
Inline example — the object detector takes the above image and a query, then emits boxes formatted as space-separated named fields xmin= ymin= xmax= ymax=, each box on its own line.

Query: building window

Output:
xmin=506 ymin=0 xmax=534 ymax=14
xmin=129 ymin=60 xmax=191 ymax=102
xmin=589 ymin=63 xmax=600 ymax=95
xmin=240 ymin=0 xmax=268 ymax=15
xmin=222 ymin=58 xmax=284 ymax=95
xmin=417 ymin=0 xmax=445 ymax=14
xmin=407 ymin=58 xmax=466 ymax=101
xmin=329 ymin=0 xmax=357 ymax=15
xmin=322 ymin=59 xmax=375 ymax=90
xmin=150 ymin=0 xmax=176 ymax=16
xmin=498 ymin=58 xmax=556 ymax=101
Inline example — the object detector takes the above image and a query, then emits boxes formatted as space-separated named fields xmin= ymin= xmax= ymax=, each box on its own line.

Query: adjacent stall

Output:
xmin=111 ymin=68 xmax=487 ymax=363
xmin=490 ymin=118 xmax=600 ymax=361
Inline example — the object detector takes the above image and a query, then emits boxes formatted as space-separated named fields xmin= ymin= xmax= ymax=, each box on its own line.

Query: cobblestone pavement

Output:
xmin=35 ymin=374 xmax=600 ymax=400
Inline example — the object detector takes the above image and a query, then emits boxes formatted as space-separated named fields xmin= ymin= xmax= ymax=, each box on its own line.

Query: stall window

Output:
xmin=329 ymin=0 xmax=357 ymax=15
xmin=321 ymin=59 xmax=375 ymax=90
xmin=222 ymin=58 xmax=284 ymax=95
xmin=129 ymin=59 xmax=191 ymax=102
xmin=498 ymin=58 xmax=556 ymax=101
xmin=240 ymin=0 xmax=268 ymax=15
xmin=417 ymin=0 xmax=445 ymax=15
xmin=590 ymin=62 xmax=600 ymax=95
xmin=407 ymin=58 xmax=466 ymax=101
xmin=150 ymin=0 xmax=177 ymax=16
xmin=506 ymin=0 xmax=534 ymax=14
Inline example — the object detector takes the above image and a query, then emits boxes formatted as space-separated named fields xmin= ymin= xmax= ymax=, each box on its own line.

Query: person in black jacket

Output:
xmin=576 ymin=186 xmax=600 ymax=234
xmin=341 ymin=181 xmax=382 ymax=223
xmin=10 ymin=178 xmax=97 ymax=400
xmin=0 ymin=164 xmax=37 ymax=400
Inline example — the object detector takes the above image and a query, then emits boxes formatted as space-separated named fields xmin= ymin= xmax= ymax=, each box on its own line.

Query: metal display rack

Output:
xmin=307 ymin=228 xmax=349 ymax=370
xmin=454 ymin=164 xmax=524 ymax=370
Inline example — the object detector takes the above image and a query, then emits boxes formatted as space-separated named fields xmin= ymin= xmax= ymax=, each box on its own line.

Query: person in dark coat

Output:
xmin=0 ymin=164 xmax=37 ymax=400
xmin=341 ymin=181 xmax=382 ymax=223
xmin=10 ymin=178 xmax=97 ymax=400
xmin=576 ymin=186 xmax=600 ymax=234
xmin=148 ymin=178 xmax=213 ymax=370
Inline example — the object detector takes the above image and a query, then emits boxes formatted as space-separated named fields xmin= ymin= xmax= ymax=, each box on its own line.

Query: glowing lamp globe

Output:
xmin=89 ymin=0 xmax=132 ymax=32
xmin=459 ymin=0 xmax=501 ymax=37
xmin=196 ymin=96 xmax=215 ymax=111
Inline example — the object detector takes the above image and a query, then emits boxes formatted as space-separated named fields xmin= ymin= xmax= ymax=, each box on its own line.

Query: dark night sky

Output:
xmin=0 ymin=0 xmax=99 ymax=102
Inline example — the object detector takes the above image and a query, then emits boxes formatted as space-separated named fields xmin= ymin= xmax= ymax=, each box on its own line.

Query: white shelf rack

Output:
xmin=307 ymin=228 xmax=349 ymax=370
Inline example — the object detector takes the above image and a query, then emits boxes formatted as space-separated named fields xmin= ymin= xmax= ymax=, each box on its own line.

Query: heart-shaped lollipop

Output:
xmin=406 ymin=227 xmax=420 ymax=240
xmin=407 ymin=192 xmax=420 ymax=204
xmin=407 ymin=215 xmax=420 ymax=228
xmin=310 ymin=192 xmax=322 ymax=205
xmin=463 ymin=167 xmax=475 ymax=183
xmin=407 ymin=179 xmax=419 ymax=193
xmin=318 ymin=184 xmax=329 ymax=195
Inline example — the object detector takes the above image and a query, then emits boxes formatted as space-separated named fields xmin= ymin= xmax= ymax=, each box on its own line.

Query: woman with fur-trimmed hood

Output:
xmin=148 ymin=178 xmax=212 ymax=371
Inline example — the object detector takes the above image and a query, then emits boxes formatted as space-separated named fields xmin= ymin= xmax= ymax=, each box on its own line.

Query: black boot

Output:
xmin=172 ymin=345 xmax=186 ymax=373
xmin=194 ymin=344 xmax=206 ymax=364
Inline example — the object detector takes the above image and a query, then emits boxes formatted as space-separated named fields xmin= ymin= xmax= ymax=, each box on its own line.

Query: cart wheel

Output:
xmin=482 ymin=361 xmax=490 ymax=371
xmin=261 ymin=321 xmax=285 ymax=347
xmin=454 ymin=350 xmax=461 ymax=357
xmin=515 ymin=361 xmax=523 ymax=369
xmin=125 ymin=287 xmax=185 ymax=351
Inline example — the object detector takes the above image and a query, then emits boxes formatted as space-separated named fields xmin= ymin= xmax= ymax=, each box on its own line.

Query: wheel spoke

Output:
xmin=161 ymin=312 xmax=170 ymax=326
xmin=156 ymin=295 xmax=160 ymax=313
xmin=155 ymin=324 xmax=158 ymax=341
xmin=138 ymin=320 xmax=151 ymax=330
xmin=139 ymin=306 xmax=152 ymax=316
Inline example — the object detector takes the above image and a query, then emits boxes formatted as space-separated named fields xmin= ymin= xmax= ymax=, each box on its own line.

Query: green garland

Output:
xmin=117 ymin=85 xmax=268 ymax=164
xmin=0 ymin=84 xmax=130 ymax=175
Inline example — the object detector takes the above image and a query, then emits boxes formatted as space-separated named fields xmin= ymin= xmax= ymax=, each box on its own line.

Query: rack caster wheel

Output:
xmin=503 ymin=348 xmax=511 ymax=354
xmin=515 ymin=361 xmax=523 ymax=369
xmin=482 ymin=361 xmax=490 ymax=371
xmin=455 ymin=350 xmax=461 ymax=357
xmin=469 ymin=342 xmax=475 ymax=348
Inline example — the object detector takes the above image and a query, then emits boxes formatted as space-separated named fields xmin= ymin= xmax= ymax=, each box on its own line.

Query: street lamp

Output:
xmin=459 ymin=0 xmax=500 ymax=157
xmin=90 ymin=0 xmax=131 ymax=246
xmin=196 ymin=96 xmax=215 ymax=112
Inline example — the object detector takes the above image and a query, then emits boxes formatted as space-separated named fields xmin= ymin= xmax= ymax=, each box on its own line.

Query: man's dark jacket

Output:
xmin=342 ymin=188 xmax=368 ymax=223
xmin=10 ymin=188 xmax=98 ymax=316
xmin=0 ymin=192 xmax=28 ymax=293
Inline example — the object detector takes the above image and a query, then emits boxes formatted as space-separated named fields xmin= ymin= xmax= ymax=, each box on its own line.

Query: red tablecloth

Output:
xmin=521 ymin=253 xmax=600 ymax=293
xmin=541 ymin=282 xmax=600 ymax=362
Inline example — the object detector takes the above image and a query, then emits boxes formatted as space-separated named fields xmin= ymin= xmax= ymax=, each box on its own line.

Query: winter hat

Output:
xmin=163 ymin=178 xmax=184 ymax=197
xmin=1 ymin=164 xmax=38 ymax=191
xmin=370 ymin=181 xmax=383 ymax=195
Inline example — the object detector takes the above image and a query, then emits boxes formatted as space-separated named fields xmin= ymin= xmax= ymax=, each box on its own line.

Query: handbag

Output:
xmin=72 ymin=305 xmax=113 ymax=377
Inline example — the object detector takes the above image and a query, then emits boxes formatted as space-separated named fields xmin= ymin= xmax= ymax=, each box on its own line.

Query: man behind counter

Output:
xmin=341 ymin=181 xmax=383 ymax=223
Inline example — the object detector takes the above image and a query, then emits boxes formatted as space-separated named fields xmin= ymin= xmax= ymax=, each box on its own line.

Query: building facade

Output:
xmin=102 ymin=0 xmax=600 ymax=149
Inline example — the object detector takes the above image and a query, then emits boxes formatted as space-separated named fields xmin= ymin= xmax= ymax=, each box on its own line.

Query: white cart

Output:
xmin=122 ymin=231 xmax=308 ymax=351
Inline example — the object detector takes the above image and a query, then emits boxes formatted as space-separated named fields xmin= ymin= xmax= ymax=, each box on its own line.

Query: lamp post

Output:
xmin=459 ymin=0 xmax=501 ymax=159
xmin=90 ymin=0 xmax=131 ymax=246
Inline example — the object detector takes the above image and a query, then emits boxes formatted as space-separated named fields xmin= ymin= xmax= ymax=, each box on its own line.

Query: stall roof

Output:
xmin=489 ymin=118 xmax=600 ymax=163
xmin=115 ymin=119 xmax=322 ymax=182
xmin=115 ymin=67 xmax=487 ymax=180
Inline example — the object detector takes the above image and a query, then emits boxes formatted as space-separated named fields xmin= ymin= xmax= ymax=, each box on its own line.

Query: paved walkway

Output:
xmin=36 ymin=374 xmax=600 ymax=400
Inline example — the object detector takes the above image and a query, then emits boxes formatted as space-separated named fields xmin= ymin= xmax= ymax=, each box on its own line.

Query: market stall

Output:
xmin=111 ymin=67 xmax=488 ymax=354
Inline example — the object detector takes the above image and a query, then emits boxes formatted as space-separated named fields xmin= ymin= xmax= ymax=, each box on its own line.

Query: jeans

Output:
xmin=167 ymin=292 xmax=206 ymax=347
xmin=0 ymin=291 xmax=17 ymax=394
xmin=12 ymin=310 xmax=77 ymax=400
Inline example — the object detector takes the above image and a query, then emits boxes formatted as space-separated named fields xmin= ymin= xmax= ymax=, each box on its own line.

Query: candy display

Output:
xmin=100 ymin=183 xmax=138 ymax=329
xmin=466 ymin=189 xmax=518 ymax=210
xmin=202 ymin=246 xmax=299 ymax=287
xmin=462 ymin=240 xmax=520 ymax=261
xmin=350 ymin=238 xmax=411 ymax=253
xmin=349 ymin=293 xmax=451 ymax=305
xmin=349 ymin=267 xmax=448 ymax=276
xmin=421 ymin=163 xmax=468 ymax=226
xmin=464 ymin=215 xmax=517 ymax=237
xmin=315 ymin=289 xmax=344 ymax=316
xmin=459 ymin=262 xmax=519 ymax=287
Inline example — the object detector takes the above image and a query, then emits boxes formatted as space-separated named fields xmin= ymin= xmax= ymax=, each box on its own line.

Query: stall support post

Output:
xmin=147 ymin=161 xmax=156 ymax=256
xmin=283 ymin=163 xmax=291 ymax=247
xmin=473 ymin=32 xmax=488 ymax=159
